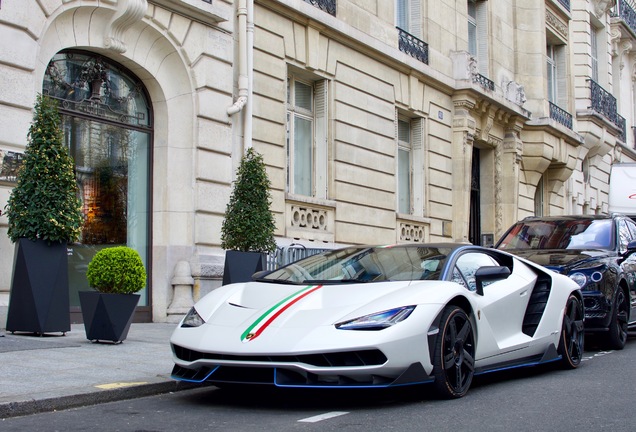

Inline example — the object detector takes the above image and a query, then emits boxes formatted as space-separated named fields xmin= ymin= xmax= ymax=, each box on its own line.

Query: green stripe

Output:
xmin=240 ymin=285 xmax=315 ymax=341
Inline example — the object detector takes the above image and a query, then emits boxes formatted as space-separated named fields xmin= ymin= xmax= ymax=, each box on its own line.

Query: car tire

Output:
xmin=432 ymin=306 xmax=475 ymax=399
xmin=606 ymin=289 xmax=628 ymax=350
xmin=558 ymin=294 xmax=584 ymax=369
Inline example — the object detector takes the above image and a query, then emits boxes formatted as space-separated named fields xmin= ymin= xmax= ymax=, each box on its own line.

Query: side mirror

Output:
xmin=622 ymin=240 xmax=636 ymax=260
xmin=474 ymin=266 xmax=511 ymax=296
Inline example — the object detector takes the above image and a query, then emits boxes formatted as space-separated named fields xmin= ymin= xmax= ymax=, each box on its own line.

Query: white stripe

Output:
xmin=298 ymin=411 xmax=349 ymax=423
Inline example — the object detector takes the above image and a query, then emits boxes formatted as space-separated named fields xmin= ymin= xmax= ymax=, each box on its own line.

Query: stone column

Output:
xmin=166 ymin=261 xmax=195 ymax=324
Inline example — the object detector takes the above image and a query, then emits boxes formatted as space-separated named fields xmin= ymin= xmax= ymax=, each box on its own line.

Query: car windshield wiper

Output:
xmin=301 ymin=278 xmax=372 ymax=284
xmin=251 ymin=277 xmax=304 ymax=285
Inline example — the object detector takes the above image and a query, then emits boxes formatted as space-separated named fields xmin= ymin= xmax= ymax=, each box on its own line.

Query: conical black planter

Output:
xmin=6 ymin=238 xmax=70 ymax=335
xmin=222 ymin=250 xmax=265 ymax=285
xmin=79 ymin=291 xmax=140 ymax=343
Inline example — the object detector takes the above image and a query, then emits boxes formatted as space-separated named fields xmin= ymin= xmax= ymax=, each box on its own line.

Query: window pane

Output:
xmin=294 ymin=116 xmax=313 ymax=196
xmin=396 ymin=0 xmax=408 ymax=30
xmin=64 ymin=116 xmax=150 ymax=307
xmin=398 ymin=119 xmax=411 ymax=144
xmin=295 ymin=81 xmax=313 ymax=111
xmin=398 ymin=148 xmax=410 ymax=213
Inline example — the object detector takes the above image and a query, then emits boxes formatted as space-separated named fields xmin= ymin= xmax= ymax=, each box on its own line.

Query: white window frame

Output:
xmin=286 ymin=74 xmax=328 ymax=199
xmin=467 ymin=0 xmax=489 ymax=76
xmin=396 ymin=114 xmax=424 ymax=216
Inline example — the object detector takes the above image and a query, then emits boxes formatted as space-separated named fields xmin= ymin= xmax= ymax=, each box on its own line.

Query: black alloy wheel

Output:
xmin=432 ymin=306 xmax=475 ymax=398
xmin=558 ymin=294 xmax=584 ymax=368
xmin=607 ymin=289 xmax=628 ymax=350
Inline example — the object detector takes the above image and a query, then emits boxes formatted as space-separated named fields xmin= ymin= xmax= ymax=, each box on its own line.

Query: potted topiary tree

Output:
xmin=220 ymin=147 xmax=276 ymax=285
xmin=4 ymin=94 xmax=83 ymax=335
xmin=79 ymin=246 xmax=146 ymax=343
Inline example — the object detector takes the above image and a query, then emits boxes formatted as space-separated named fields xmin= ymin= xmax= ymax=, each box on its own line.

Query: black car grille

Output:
xmin=172 ymin=344 xmax=387 ymax=367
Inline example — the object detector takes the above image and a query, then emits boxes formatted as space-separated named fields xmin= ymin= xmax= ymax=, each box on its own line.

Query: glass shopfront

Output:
xmin=43 ymin=50 xmax=152 ymax=321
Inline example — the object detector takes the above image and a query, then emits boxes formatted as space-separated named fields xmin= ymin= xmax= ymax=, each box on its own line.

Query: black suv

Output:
xmin=496 ymin=214 xmax=636 ymax=349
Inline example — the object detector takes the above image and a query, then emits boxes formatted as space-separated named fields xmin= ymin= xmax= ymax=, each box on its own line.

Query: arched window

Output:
xmin=43 ymin=51 xmax=152 ymax=318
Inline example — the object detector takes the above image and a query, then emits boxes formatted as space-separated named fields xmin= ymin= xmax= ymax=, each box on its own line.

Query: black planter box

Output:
xmin=6 ymin=238 xmax=70 ymax=335
xmin=79 ymin=291 xmax=140 ymax=343
xmin=222 ymin=250 xmax=265 ymax=285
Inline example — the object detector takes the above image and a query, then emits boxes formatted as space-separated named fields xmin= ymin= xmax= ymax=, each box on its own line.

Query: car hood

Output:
xmin=194 ymin=280 xmax=453 ymax=331
xmin=508 ymin=249 xmax=611 ymax=273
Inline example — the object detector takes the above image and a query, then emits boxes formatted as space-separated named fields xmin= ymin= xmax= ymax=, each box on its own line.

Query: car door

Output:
xmin=619 ymin=218 xmax=636 ymax=323
xmin=451 ymin=251 xmax=535 ymax=360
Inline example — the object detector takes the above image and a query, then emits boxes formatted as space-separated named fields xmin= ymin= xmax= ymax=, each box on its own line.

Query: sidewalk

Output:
xmin=0 ymin=322 xmax=196 ymax=419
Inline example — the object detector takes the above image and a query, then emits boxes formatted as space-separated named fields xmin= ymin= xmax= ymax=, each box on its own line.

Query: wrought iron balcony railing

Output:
xmin=632 ymin=126 xmax=636 ymax=149
xmin=473 ymin=73 xmax=494 ymax=92
xmin=555 ymin=0 xmax=570 ymax=12
xmin=397 ymin=27 xmax=429 ymax=64
xmin=589 ymin=79 xmax=619 ymax=125
xmin=616 ymin=114 xmax=627 ymax=143
xmin=304 ymin=0 xmax=336 ymax=16
xmin=611 ymin=0 xmax=636 ymax=36
xmin=549 ymin=102 xmax=573 ymax=129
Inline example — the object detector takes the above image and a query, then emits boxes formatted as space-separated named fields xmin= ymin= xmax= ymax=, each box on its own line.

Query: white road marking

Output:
xmin=298 ymin=411 xmax=349 ymax=423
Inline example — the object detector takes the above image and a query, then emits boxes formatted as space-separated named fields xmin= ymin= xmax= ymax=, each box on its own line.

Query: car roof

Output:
xmin=519 ymin=214 xmax=617 ymax=222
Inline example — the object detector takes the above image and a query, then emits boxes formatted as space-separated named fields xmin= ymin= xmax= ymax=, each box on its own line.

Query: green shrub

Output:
xmin=5 ymin=94 xmax=83 ymax=243
xmin=221 ymin=148 xmax=276 ymax=253
xmin=86 ymin=246 xmax=146 ymax=294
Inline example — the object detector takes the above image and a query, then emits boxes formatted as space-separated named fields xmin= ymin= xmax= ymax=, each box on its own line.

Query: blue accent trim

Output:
xmin=272 ymin=369 xmax=434 ymax=388
xmin=474 ymin=356 xmax=561 ymax=376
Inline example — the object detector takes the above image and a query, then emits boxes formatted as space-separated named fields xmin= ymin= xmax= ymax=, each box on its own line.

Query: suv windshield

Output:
xmin=497 ymin=219 xmax=613 ymax=250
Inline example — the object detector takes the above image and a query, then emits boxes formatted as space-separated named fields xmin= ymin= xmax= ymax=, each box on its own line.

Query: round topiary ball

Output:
xmin=86 ymin=246 xmax=146 ymax=294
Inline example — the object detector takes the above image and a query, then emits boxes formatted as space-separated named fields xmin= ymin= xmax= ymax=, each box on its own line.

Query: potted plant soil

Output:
xmin=79 ymin=246 xmax=146 ymax=343
xmin=4 ymin=94 xmax=83 ymax=335
xmin=220 ymin=148 xmax=276 ymax=285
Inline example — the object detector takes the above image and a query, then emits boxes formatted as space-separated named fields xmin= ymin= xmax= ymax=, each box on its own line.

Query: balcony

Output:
xmin=611 ymin=0 xmax=636 ymax=36
xmin=549 ymin=102 xmax=573 ymax=129
xmin=588 ymin=79 xmax=627 ymax=141
xmin=397 ymin=27 xmax=429 ymax=64
xmin=304 ymin=0 xmax=336 ymax=16
xmin=473 ymin=74 xmax=494 ymax=92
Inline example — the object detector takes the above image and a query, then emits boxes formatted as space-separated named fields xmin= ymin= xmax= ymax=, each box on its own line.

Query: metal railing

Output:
xmin=555 ymin=0 xmax=570 ymax=12
xmin=549 ymin=102 xmax=573 ymax=129
xmin=397 ymin=27 xmax=429 ymax=64
xmin=304 ymin=0 xmax=336 ymax=16
xmin=616 ymin=114 xmax=627 ymax=143
xmin=265 ymin=245 xmax=332 ymax=271
xmin=473 ymin=73 xmax=495 ymax=92
xmin=589 ymin=79 xmax=619 ymax=126
xmin=611 ymin=0 xmax=636 ymax=36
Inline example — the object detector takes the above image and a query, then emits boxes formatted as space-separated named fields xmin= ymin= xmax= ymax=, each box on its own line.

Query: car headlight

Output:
xmin=569 ymin=272 xmax=587 ymax=288
xmin=568 ymin=268 xmax=604 ymax=290
xmin=335 ymin=306 xmax=415 ymax=330
xmin=181 ymin=307 xmax=205 ymax=328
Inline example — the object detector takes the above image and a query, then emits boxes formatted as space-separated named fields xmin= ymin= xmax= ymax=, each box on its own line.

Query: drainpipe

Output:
xmin=227 ymin=0 xmax=253 ymax=151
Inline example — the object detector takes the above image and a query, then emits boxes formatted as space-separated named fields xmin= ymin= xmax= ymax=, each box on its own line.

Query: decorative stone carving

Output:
xmin=290 ymin=205 xmax=329 ymax=232
xmin=451 ymin=51 xmax=479 ymax=81
xmin=503 ymin=80 xmax=527 ymax=106
xmin=399 ymin=222 xmax=425 ymax=243
xmin=545 ymin=10 xmax=568 ymax=41
xmin=104 ymin=0 xmax=148 ymax=53
xmin=593 ymin=0 xmax=616 ymax=18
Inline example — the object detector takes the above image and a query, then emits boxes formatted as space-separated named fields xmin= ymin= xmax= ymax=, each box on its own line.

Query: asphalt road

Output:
xmin=3 ymin=335 xmax=636 ymax=432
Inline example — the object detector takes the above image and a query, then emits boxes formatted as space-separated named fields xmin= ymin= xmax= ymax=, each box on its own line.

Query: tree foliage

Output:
xmin=221 ymin=148 xmax=276 ymax=253
xmin=86 ymin=246 xmax=147 ymax=294
xmin=5 ymin=94 xmax=83 ymax=243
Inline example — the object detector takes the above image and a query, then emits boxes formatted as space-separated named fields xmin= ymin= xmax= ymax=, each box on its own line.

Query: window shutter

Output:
xmin=410 ymin=0 xmax=422 ymax=39
xmin=556 ymin=45 xmax=567 ymax=107
xmin=476 ymin=1 xmax=489 ymax=76
xmin=314 ymin=80 xmax=328 ymax=199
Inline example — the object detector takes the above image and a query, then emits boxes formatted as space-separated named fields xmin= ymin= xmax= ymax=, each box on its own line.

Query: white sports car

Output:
xmin=170 ymin=243 xmax=584 ymax=398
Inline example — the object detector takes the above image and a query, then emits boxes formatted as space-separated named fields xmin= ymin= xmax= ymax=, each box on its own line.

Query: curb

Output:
xmin=0 ymin=380 xmax=201 ymax=419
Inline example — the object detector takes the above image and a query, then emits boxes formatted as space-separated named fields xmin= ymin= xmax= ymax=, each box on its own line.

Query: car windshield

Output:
xmin=497 ymin=219 xmax=613 ymax=250
xmin=256 ymin=246 xmax=452 ymax=284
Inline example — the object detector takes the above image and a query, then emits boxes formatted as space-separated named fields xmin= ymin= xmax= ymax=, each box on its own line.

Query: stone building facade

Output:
xmin=0 ymin=0 xmax=635 ymax=326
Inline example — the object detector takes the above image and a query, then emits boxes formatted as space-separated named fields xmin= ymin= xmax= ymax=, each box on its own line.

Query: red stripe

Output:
xmin=250 ymin=285 xmax=323 ymax=341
